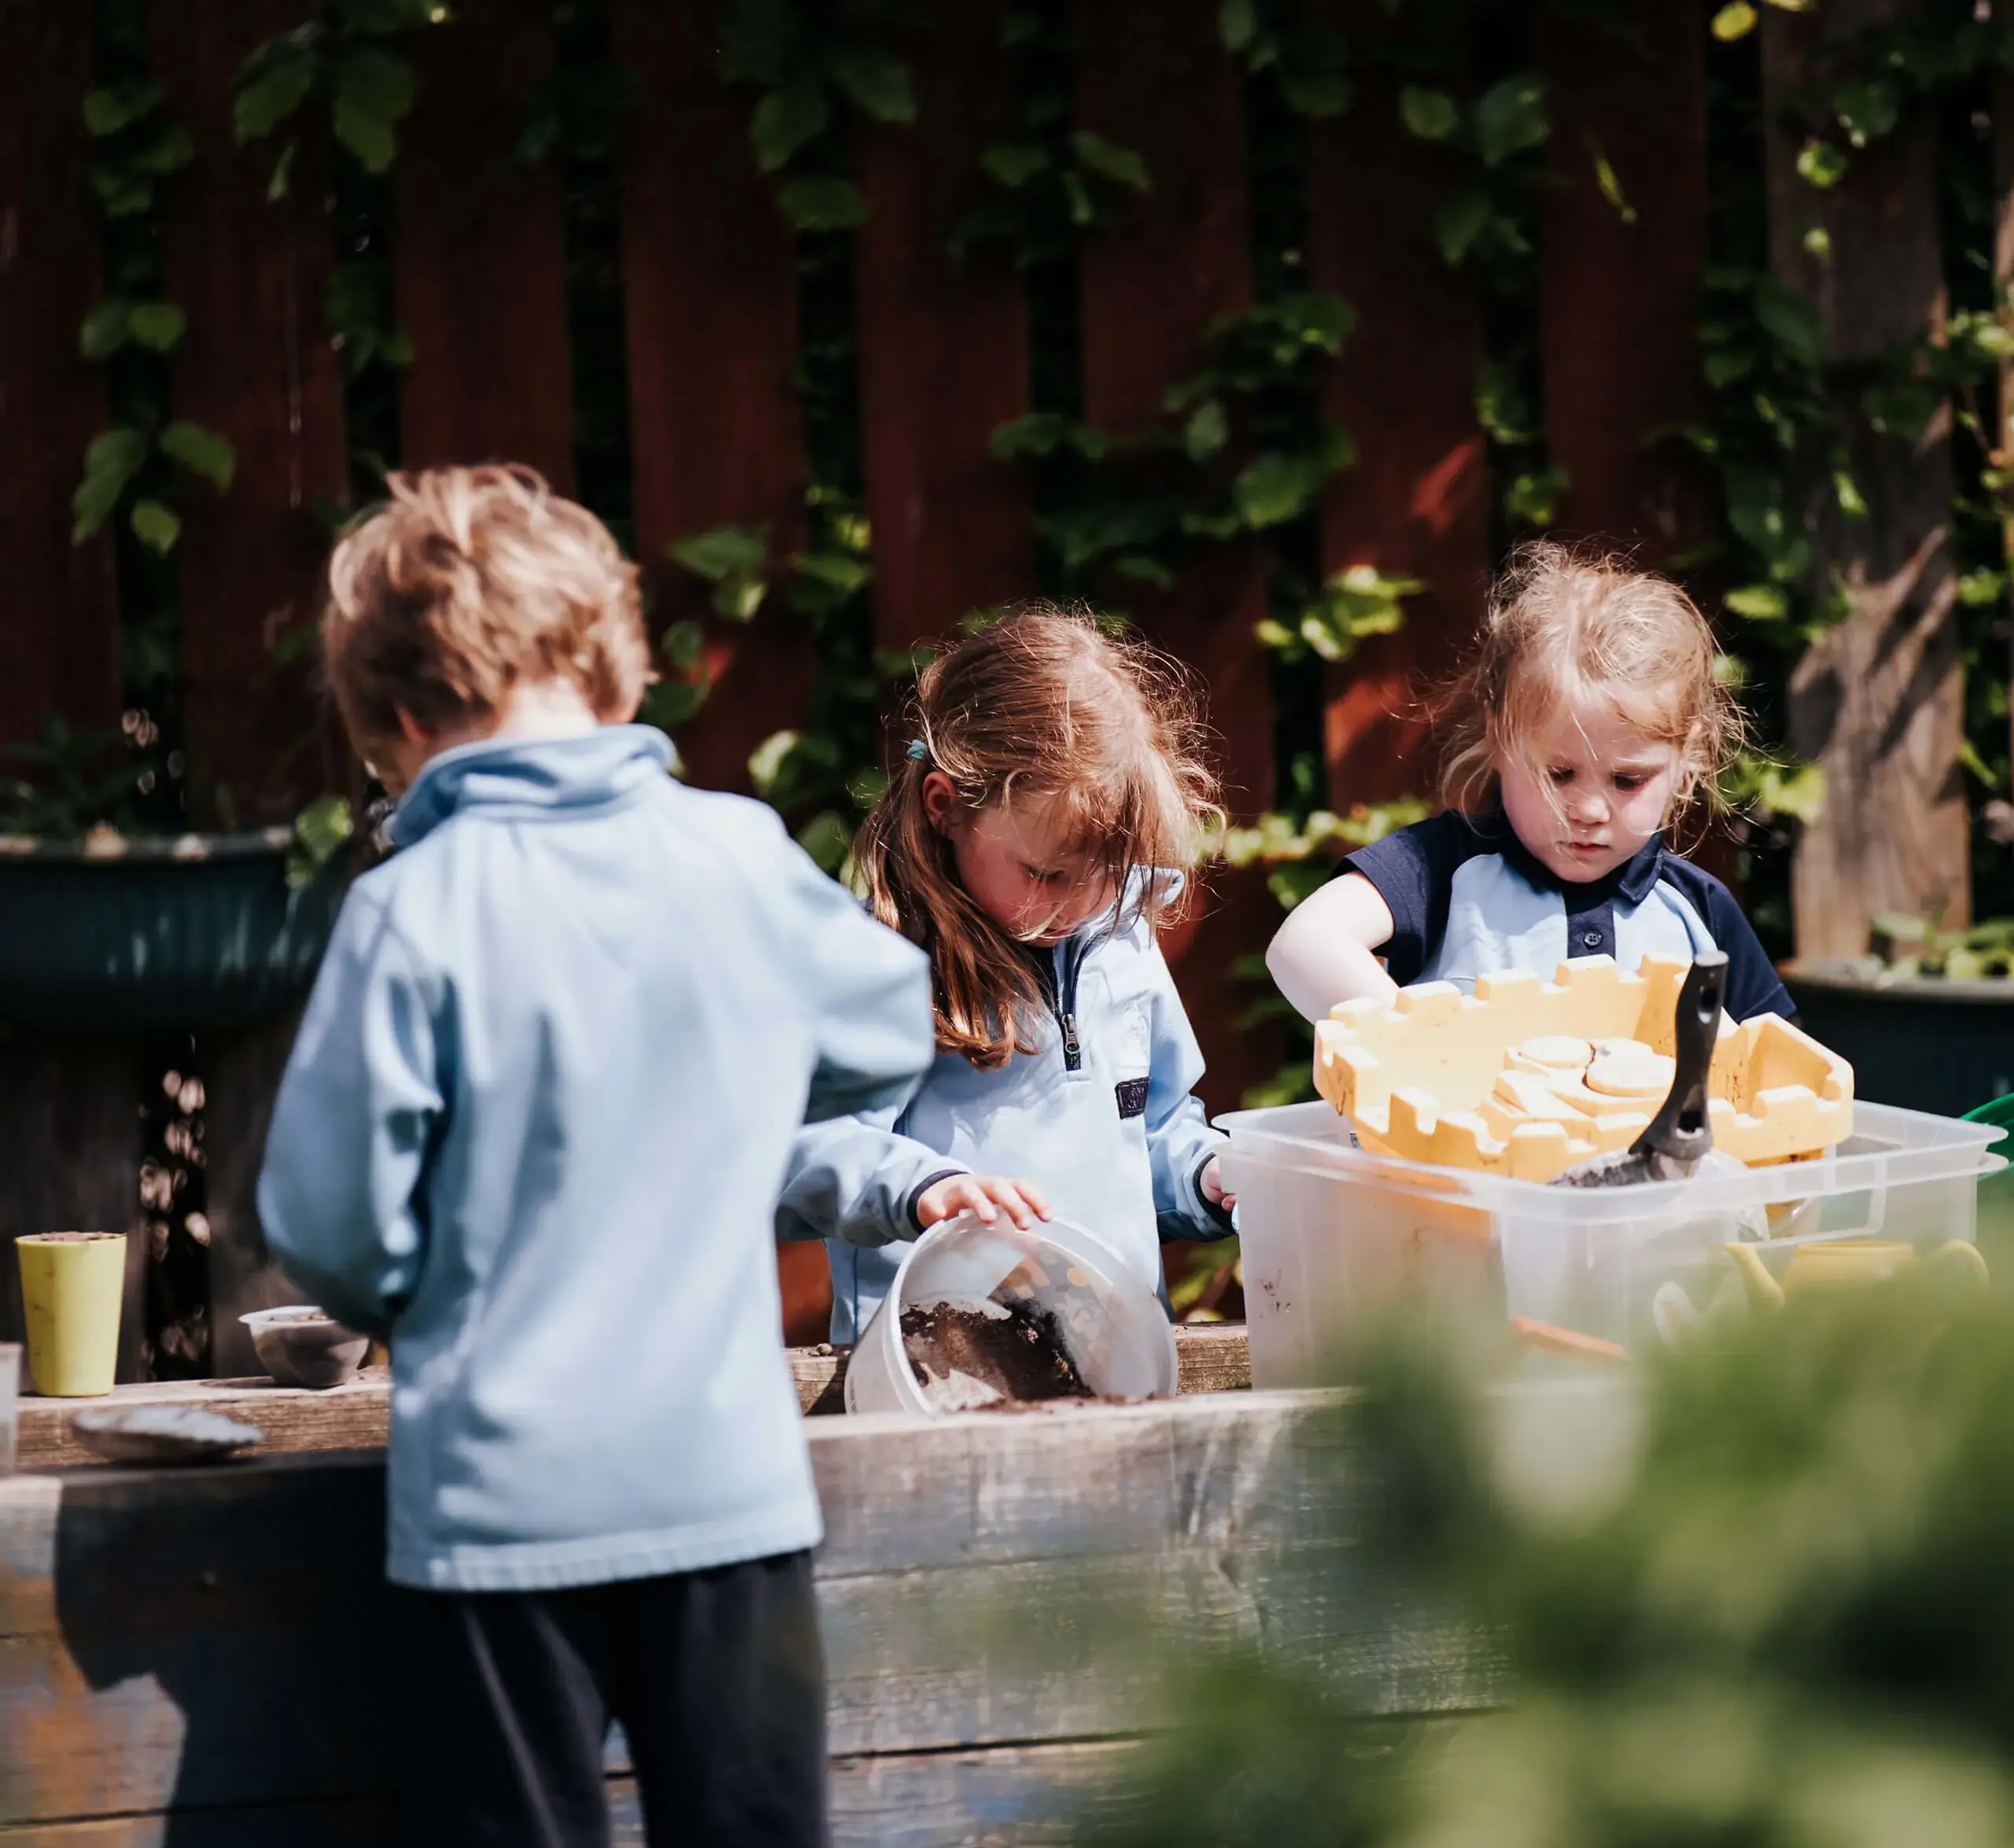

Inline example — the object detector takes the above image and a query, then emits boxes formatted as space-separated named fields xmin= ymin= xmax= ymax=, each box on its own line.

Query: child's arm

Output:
xmin=1140 ymin=946 xmax=1237 ymax=1242
xmin=256 ymin=894 xmax=441 ymax=1340
xmin=778 ymin=1112 xmax=1047 ymax=1245
xmin=1264 ymin=871 xmax=1400 ymax=1022
xmin=780 ymin=842 xmax=939 ymax=1123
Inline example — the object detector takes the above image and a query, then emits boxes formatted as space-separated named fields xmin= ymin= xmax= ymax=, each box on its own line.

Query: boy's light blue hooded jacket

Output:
xmin=257 ymin=727 xmax=933 ymax=1593
xmin=776 ymin=897 xmax=1234 ymax=1343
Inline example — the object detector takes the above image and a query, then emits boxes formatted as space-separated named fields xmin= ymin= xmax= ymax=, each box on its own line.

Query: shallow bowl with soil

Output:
xmin=240 ymin=1306 xmax=370 ymax=1390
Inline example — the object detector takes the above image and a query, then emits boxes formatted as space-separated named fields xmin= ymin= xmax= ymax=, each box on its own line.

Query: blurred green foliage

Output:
xmin=1102 ymin=1278 xmax=2014 ymax=1847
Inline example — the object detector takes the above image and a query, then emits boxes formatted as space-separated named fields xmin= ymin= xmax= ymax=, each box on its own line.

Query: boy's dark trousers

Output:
xmin=400 ymin=1550 xmax=827 ymax=1848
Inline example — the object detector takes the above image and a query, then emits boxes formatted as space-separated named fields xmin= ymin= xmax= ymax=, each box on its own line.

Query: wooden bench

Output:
xmin=0 ymin=1380 xmax=1501 ymax=1846
xmin=13 ymin=1322 xmax=1255 ymax=1470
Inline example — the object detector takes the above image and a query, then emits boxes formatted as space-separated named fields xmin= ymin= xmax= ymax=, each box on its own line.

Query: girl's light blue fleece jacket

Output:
xmin=776 ymin=898 xmax=1234 ymax=1343
xmin=256 ymin=728 xmax=933 ymax=1594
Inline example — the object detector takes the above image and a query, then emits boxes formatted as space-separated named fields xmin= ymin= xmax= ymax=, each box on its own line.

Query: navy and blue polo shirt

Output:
xmin=1341 ymin=808 xmax=1792 ymax=1023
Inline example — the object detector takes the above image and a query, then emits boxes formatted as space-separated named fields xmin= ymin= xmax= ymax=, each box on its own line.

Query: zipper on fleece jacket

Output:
xmin=1032 ymin=938 xmax=1089 ymax=1072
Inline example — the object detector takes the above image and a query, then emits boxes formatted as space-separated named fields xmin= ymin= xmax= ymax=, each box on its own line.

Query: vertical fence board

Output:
xmin=853 ymin=0 xmax=1035 ymax=651
xmin=611 ymin=0 xmax=813 ymax=795
xmin=1537 ymin=3 xmax=1710 ymax=555
xmin=0 ymin=2 xmax=121 ymax=751
xmin=1075 ymin=0 xmax=1274 ymax=1111
xmin=1764 ymin=0 xmax=1968 ymax=954
xmin=395 ymin=0 xmax=574 ymax=489
xmin=153 ymin=2 xmax=349 ymax=828
xmin=1307 ymin=15 xmax=1490 ymax=807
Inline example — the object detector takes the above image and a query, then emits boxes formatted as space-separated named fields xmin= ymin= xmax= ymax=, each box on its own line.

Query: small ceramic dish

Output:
xmin=71 ymin=1404 xmax=264 ymax=1466
xmin=240 ymin=1306 xmax=371 ymax=1389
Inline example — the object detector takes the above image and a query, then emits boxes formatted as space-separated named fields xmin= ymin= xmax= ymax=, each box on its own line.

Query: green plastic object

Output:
xmin=0 ymin=830 xmax=351 ymax=1034
xmin=1963 ymin=1092 xmax=2014 ymax=1258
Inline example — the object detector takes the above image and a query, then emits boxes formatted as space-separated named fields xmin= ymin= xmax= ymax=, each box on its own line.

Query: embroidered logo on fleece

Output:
xmin=1114 ymin=1077 xmax=1149 ymax=1120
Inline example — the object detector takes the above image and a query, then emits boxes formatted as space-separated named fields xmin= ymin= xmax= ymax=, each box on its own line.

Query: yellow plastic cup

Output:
xmin=16 ymin=1233 xmax=127 ymax=1397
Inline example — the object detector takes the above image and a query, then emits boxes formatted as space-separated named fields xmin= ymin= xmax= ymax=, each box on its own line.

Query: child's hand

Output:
xmin=1201 ymin=1156 xmax=1237 ymax=1214
xmin=917 ymin=1173 xmax=1052 ymax=1231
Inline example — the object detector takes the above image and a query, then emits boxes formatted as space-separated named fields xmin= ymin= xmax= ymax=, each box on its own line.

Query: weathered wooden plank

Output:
xmin=1075 ymin=0 xmax=1275 ymax=1112
xmin=853 ymin=0 xmax=1035 ymax=650
xmin=0 ymin=0 xmax=120 ymax=752
xmin=152 ymin=1 xmax=349 ymax=828
xmin=0 ymin=1038 xmax=146 ymax=1387
xmin=0 ymin=1745 xmax=1142 ymax=1848
xmin=394 ymin=0 xmax=574 ymax=488
xmin=610 ymin=0 xmax=814 ymax=795
xmin=1535 ymin=3 xmax=1710 ymax=556
xmin=1762 ymin=0 xmax=1969 ymax=954
xmin=0 ymin=1392 xmax=1499 ymax=1828
xmin=17 ymin=1326 xmax=1256 ymax=1466
xmin=1306 ymin=3 xmax=1488 ymax=808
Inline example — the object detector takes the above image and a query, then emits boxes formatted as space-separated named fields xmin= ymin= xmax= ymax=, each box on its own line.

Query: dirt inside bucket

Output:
xmin=901 ymin=1299 xmax=1094 ymax=1411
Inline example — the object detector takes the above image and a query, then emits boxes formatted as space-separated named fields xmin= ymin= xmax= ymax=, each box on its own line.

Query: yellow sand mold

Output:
xmin=1312 ymin=954 xmax=1853 ymax=1182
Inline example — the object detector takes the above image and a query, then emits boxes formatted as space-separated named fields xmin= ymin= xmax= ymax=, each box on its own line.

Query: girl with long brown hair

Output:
xmin=777 ymin=604 xmax=1236 ymax=1342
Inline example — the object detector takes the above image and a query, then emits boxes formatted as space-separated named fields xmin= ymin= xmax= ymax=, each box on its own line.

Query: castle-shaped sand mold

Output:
xmin=1312 ymin=954 xmax=1854 ymax=1183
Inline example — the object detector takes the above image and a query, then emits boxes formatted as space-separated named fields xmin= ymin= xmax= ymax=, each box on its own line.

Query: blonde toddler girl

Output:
xmin=1267 ymin=543 xmax=1791 ymax=1024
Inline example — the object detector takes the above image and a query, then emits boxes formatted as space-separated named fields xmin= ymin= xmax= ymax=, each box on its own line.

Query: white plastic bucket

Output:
xmin=844 ymin=1212 xmax=1179 ymax=1415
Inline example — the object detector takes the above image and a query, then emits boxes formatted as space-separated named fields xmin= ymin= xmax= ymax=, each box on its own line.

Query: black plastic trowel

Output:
xmin=1552 ymin=952 xmax=1730 ymax=1189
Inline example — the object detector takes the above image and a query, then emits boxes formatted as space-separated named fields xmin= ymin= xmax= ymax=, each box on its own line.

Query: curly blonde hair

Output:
xmin=322 ymin=464 xmax=649 ymax=769
xmin=854 ymin=605 xmax=1223 ymax=1068
xmin=1434 ymin=541 xmax=1743 ymax=828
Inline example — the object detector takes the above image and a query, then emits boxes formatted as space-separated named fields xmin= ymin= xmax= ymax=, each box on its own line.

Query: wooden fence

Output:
xmin=0 ymin=0 xmax=1718 ymax=1370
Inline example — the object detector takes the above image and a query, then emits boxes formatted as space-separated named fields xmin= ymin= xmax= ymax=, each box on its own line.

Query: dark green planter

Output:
xmin=0 ymin=829 xmax=352 ymax=1034
xmin=1783 ymin=961 xmax=2014 ymax=1120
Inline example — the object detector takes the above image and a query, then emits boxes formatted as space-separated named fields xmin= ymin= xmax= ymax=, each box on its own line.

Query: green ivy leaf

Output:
xmin=1796 ymin=138 xmax=1847 ymax=189
xmin=1587 ymin=135 xmax=1636 ymax=224
xmin=1863 ymin=379 xmax=1940 ymax=441
xmin=287 ymin=794 xmax=356 ymax=888
xmin=1434 ymin=180 xmax=1493 ymax=267
xmin=134 ymin=123 xmax=195 ymax=176
xmin=1832 ymin=468 xmax=1868 ymax=518
xmin=1217 ymin=0 xmax=1258 ymax=53
xmin=748 ymin=728 xmax=802 ymax=798
xmin=1400 ymin=87 xmax=1459 ymax=141
xmin=1232 ymin=452 xmax=1324 ymax=529
xmin=1507 ymin=464 xmax=1566 ymax=527
xmin=234 ymin=45 xmax=316 ymax=144
xmin=795 ymin=809 xmax=854 ymax=873
xmin=1474 ymin=74 xmax=1548 ymax=168
xmin=1752 ymin=277 xmax=1825 ymax=368
xmin=1833 ymin=78 xmax=1898 ymax=149
xmin=751 ymin=79 xmax=829 ymax=172
xmin=267 ymin=140 xmax=300 ymax=201
xmin=792 ymin=551 xmax=872 ymax=596
xmin=1958 ymin=569 xmax=2008 ymax=607
xmin=1703 ymin=347 xmax=1754 ymax=389
xmin=71 ymin=427 xmax=150 ymax=541
xmin=82 ymin=80 xmax=164 ymax=138
xmin=1071 ymin=130 xmax=1152 ymax=194
xmin=777 ymin=173 xmax=866 ymax=230
xmin=1280 ymin=69 xmax=1351 ymax=118
xmin=78 ymin=298 xmax=132 ymax=361
xmin=334 ymin=96 xmax=397 ymax=171
xmin=160 ymin=421 xmax=237 ymax=492
xmin=980 ymin=141 xmax=1049 ymax=188
xmin=1184 ymin=400 xmax=1229 ymax=463
xmin=669 ymin=524 xmax=770 ymax=582
xmin=661 ymin=619 xmax=707 ymax=671
xmin=1724 ymin=585 xmax=1789 ymax=622
xmin=1710 ymin=2 xmax=1758 ymax=39
xmin=717 ymin=0 xmax=801 ymax=87
xmin=126 ymin=302 xmax=188 ymax=352
xmin=130 ymin=498 xmax=182 ymax=555
xmin=830 ymin=46 xmax=915 ymax=124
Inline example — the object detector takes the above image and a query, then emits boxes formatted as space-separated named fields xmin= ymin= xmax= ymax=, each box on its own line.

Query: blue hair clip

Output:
xmin=905 ymin=738 xmax=930 ymax=762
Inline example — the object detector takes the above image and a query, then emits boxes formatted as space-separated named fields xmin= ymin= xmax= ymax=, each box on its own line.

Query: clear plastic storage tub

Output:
xmin=1218 ymin=1099 xmax=2006 ymax=1388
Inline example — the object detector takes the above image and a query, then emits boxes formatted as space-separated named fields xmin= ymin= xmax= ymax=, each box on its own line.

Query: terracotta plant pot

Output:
xmin=16 ymin=1232 xmax=126 ymax=1397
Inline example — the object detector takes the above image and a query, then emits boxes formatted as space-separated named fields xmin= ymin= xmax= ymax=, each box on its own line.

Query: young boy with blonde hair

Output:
xmin=258 ymin=464 xmax=934 ymax=1846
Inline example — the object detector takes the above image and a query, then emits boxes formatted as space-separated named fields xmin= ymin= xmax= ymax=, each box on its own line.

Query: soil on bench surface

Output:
xmin=901 ymin=1299 xmax=1094 ymax=1411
